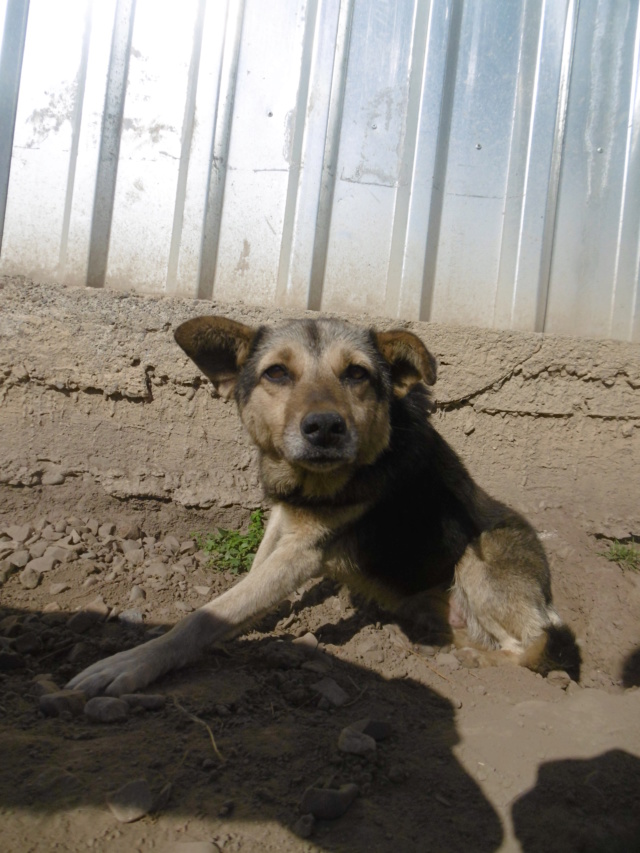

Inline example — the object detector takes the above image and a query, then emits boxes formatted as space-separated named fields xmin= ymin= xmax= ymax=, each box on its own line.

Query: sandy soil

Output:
xmin=1 ymin=481 xmax=639 ymax=853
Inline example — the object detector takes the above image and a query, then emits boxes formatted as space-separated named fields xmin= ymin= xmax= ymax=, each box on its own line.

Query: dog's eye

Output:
xmin=263 ymin=364 xmax=289 ymax=382
xmin=343 ymin=364 xmax=369 ymax=383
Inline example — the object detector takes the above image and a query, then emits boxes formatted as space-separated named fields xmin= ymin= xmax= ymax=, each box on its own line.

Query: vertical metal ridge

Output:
xmin=275 ymin=0 xmax=319 ymax=306
xmin=197 ymin=0 xmax=246 ymax=302
xmin=58 ymin=0 xmax=92 ymax=278
xmin=307 ymin=0 xmax=356 ymax=312
xmin=166 ymin=0 xmax=206 ymax=294
xmin=419 ymin=0 xmax=464 ymax=322
xmin=609 ymin=1 xmax=640 ymax=342
xmin=384 ymin=0 xmax=429 ymax=318
xmin=86 ymin=0 xmax=136 ymax=289
xmin=537 ymin=0 xmax=579 ymax=331
xmin=492 ymin=0 xmax=544 ymax=328
xmin=0 ymin=0 xmax=30 ymax=258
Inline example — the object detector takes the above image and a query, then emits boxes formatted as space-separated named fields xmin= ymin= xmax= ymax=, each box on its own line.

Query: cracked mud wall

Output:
xmin=1 ymin=276 xmax=638 ymax=535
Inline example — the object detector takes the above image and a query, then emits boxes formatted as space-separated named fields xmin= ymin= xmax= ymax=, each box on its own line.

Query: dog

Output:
xmin=68 ymin=315 xmax=580 ymax=697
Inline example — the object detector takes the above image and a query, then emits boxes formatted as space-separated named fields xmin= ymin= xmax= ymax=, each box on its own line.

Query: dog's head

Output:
xmin=174 ymin=316 xmax=436 ymax=497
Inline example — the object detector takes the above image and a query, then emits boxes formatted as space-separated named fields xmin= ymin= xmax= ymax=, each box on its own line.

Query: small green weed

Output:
xmin=192 ymin=509 xmax=265 ymax=576
xmin=600 ymin=540 xmax=639 ymax=572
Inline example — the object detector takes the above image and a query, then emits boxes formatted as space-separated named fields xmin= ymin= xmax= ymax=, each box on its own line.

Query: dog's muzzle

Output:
xmin=300 ymin=411 xmax=347 ymax=448
xmin=284 ymin=410 xmax=357 ymax=468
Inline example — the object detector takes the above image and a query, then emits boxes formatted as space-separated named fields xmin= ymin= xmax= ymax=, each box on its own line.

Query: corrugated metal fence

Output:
xmin=0 ymin=0 xmax=638 ymax=341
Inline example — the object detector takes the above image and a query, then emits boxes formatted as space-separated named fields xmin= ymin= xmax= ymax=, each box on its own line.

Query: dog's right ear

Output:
xmin=174 ymin=316 xmax=255 ymax=399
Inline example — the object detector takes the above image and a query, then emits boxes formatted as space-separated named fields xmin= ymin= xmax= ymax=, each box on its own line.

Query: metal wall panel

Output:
xmin=0 ymin=0 xmax=638 ymax=341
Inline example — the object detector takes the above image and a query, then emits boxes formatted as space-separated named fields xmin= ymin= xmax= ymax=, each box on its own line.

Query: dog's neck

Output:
xmin=259 ymin=455 xmax=357 ymax=505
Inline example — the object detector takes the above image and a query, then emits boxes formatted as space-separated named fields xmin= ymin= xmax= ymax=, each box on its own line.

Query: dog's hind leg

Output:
xmin=451 ymin=516 xmax=580 ymax=679
xmin=66 ymin=505 xmax=326 ymax=697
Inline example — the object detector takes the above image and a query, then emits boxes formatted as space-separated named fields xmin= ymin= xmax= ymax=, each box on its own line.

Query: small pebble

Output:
xmin=31 ymin=676 xmax=60 ymax=696
xmin=39 ymin=690 xmax=86 ymax=717
xmin=86 ymin=595 xmax=110 ymax=618
xmin=338 ymin=726 xmax=376 ymax=756
xmin=144 ymin=562 xmax=169 ymax=579
xmin=120 ymin=522 xmax=142 ymax=541
xmin=300 ymin=784 xmax=359 ymax=819
xmin=163 ymin=535 xmax=180 ymax=554
xmin=125 ymin=548 xmax=144 ymax=566
xmin=19 ymin=566 xmax=42 ymax=589
xmin=67 ymin=642 xmax=91 ymax=663
xmin=85 ymin=696 xmax=129 ymax=723
xmin=44 ymin=545 xmax=73 ymax=564
xmin=28 ymin=541 xmax=49 ymax=559
xmin=119 ymin=609 xmax=144 ymax=626
xmin=8 ymin=550 xmax=29 ymax=568
xmin=292 ymin=632 xmax=319 ymax=656
xmin=106 ymin=778 xmax=153 ymax=823
xmin=434 ymin=652 xmax=461 ymax=670
xmin=42 ymin=470 xmax=65 ymax=485
xmin=13 ymin=631 xmax=41 ymax=654
xmin=0 ymin=561 xmax=18 ymax=584
xmin=350 ymin=718 xmax=393 ymax=741
xmin=4 ymin=524 xmax=33 ymax=542
xmin=0 ymin=615 xmax=23 ymax=636
xmin=311 ymin=677 xmax=349 ymax=707
xmin=293 ymin=814 xmax=315 ymax=838
xmin=547 ymin=669 xmax=572 ymax=689
xmin=67 ymin=611 xmax=99 ymax=634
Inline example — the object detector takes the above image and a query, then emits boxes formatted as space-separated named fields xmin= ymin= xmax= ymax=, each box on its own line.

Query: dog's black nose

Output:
xmin=300 ymin=412 xmax=347 ymax=447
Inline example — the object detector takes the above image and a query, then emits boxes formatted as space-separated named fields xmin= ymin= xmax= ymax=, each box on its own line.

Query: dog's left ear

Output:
xmin=375 ymin=329 xmax=437 ymax=394
xmin=174 ymin=316 xmax=255 ymax=399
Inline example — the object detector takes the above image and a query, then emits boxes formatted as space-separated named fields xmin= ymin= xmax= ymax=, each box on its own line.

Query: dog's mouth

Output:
xmin=293 ymin=451 xmax=356 ymax=472
xmin=283 ymin=415 xmax=358 ymax=472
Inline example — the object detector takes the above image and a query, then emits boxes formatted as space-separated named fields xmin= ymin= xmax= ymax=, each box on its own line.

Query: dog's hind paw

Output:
xmin=66 ymin=643 xmax=167 ymax=698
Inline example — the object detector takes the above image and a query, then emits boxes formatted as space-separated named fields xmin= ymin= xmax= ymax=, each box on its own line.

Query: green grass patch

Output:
xmin=192 ymin=509 xmax=265 ymax=576
xmin=600 ymin=540 xmax=639 ymax=572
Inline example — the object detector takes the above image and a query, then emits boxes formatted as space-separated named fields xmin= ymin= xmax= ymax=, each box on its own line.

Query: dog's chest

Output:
xmin=336 ymin=471 xmax=476 ymax=596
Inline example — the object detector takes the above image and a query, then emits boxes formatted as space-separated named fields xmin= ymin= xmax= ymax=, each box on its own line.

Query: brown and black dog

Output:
xmin=68 ymin=316 xmax=580 ymax=696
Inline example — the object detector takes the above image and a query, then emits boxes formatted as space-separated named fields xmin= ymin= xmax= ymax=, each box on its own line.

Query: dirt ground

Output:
xmin=0 ymin=479 xmax=639 ymax=853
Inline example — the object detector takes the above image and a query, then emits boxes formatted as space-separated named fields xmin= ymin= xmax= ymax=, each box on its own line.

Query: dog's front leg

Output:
xmin=66 ymin=506 xmax=324 ymax=697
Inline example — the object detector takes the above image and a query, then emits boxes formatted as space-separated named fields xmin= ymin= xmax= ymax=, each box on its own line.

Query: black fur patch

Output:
xmin=235 ymin=326 xmax=268 ymax=408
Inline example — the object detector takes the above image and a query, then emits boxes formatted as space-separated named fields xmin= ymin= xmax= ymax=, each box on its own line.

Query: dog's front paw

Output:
xmin=66 ymin=642 xmax=167 ymax=697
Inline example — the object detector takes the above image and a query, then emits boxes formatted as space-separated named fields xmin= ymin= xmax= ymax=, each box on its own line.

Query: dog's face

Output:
xmin=174 ymin=316 xmax=436 ymax=497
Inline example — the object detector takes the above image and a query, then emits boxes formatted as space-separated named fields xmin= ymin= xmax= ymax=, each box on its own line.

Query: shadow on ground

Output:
xmin=512 ymin=749 xmax=640 ymax=852
xmin=622 ymin=645 xmax=640 ymax=688
xmin=0 ymin=602 xmax=502 ymax=852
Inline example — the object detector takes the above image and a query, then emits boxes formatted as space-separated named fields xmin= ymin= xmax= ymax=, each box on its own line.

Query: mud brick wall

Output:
xmin=1 ymin=276 xmax=638 ymax=536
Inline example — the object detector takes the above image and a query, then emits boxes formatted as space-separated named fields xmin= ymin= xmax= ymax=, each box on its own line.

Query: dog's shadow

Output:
xmin=0 ymin=601 xmax=503 ymax=852
xmin=259 ymin=577 xmax=455 ymax=650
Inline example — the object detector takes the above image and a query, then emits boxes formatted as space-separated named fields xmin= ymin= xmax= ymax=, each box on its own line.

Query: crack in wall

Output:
xmin=438 ymin=342 xmax=543 ymax=409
